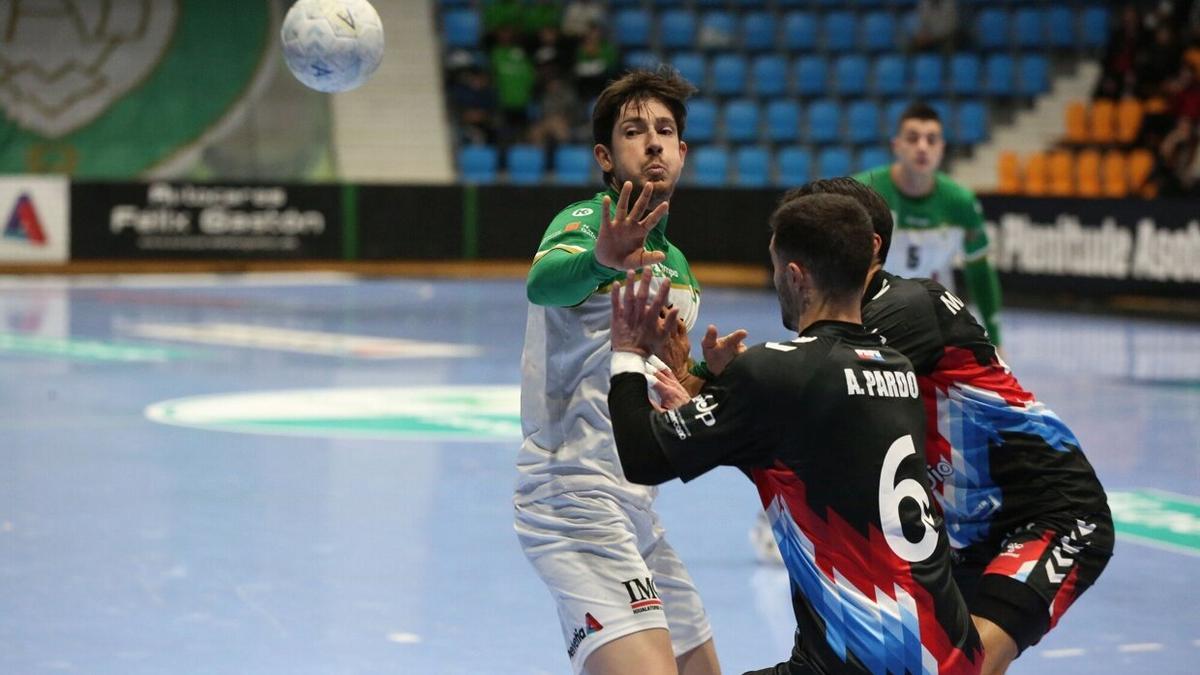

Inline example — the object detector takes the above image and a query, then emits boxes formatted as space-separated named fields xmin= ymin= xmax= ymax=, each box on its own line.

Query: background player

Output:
xmin=513 ymin=68 xmax=722 ymax=675
xmin=854 ymin=103 xmax=1005 ymax=347
xmin=790 ymin=178 xmax=1113 ymax=675
xmin=607 ymin=195 xmax=983 ymax=675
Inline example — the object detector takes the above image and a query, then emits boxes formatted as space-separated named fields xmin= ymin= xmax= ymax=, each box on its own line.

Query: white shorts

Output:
xmin=514 ymin=490 xmax=713 ymax=674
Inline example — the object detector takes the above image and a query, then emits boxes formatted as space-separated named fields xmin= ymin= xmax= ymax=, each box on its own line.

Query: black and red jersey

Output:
xmin=861 ymin=271 xmax=1109 ymax=553
xmin=646 ymin=321 xmax=982 ymax=674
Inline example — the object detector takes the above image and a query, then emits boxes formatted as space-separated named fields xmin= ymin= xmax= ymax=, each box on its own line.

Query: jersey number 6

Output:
xmin=878 ymin=434 xmax=939 ymax=562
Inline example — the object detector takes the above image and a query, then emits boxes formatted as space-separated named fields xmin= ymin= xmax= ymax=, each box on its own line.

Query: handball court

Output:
xmin=1 ymin=272 xmax=1196 ymax=674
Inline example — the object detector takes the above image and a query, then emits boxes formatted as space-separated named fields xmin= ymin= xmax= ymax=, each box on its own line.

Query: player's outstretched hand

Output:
xmin=701 ymin=324 xmax=749 ymax=376
xmin=595 ymin=181 xmax=669 ymax=271
xmin=650 ymin=368 xmax=691 ymax=411
xmin=611 ymin=268 xmax=678 ymax=357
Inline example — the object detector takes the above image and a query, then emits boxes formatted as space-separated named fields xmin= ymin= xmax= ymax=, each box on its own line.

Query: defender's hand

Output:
xmin=700 ymin=324 xmax=749 ymax=376
xmin=610 ymin=268 xmax=677 ymax=357
xmin=595 ymin=181 xmax=669 ymax=271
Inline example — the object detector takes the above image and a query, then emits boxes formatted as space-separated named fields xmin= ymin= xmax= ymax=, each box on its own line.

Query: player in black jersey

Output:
xmin=606 ymin=194 xmax=983 ymax=675
xmin=787 ymin=179 xmax=1113 ymax=675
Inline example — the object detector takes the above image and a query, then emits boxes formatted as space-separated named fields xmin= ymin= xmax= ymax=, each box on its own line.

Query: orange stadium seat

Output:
xmin=1023 ymin=152 xmax=1049 ymax=196
xmin=1077 ymin=149 xmax=1102 ymax=197
xmin=1102 ymin=150 xmax=1130 ymax=197
xmin=1064 ymin=101 xmax=1088 ymax=143
xmin=1089 ymin=99 xmax=1116 ymax=144
xmin=1129 ymin=148 xmax=1155 ymax=197
xmin=1048 ymin=150 xmax=1075 ymax=196
xmin=1116 ymin=98 xmax=1144 ymax=144
xmin=997 ymin=151 xmax=1021 ymax=194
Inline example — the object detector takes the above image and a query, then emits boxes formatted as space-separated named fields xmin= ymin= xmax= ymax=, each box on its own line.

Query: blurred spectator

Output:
xmin=562 ymin=0 xmax=605 ymax=39
xmin=1096 ymin=4 xmax=1145 ymax=99
xmin=573 ymin=23 xmax=617 ymax=102
xmin=523 ymin=0 xmax=562 ymax=36
xmin=527 ymin=75 xmax=582 ymax=162
xmin=910 ymin=0 xmax=959 ymax=52
xmin=491 ymin=26 xmax=536 ymax=146
xmin=1145 ymin=117 xmax=1198 ymax=195
xmin=449 ymin=66 xmax=498 ymax=146
xmin=1170 ymin=62 xmax=1200 ymax=123
xmin=1134 ymin=25 xmax=1183 ymax=96
xmin=528 ymin=24 xmax=574 ymax=82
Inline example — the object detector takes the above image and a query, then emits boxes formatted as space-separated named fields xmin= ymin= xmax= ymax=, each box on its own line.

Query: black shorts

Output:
xmin=952 ymin=511 xmax=1114 ymax=653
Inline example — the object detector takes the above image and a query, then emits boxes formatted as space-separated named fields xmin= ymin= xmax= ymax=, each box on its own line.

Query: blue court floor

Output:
xmin=1 ymin=273 xmax=1196 ymax=674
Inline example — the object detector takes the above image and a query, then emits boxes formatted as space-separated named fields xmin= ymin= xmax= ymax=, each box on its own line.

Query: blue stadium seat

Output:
xmin=911 ymin=54 xmax=943 ymax=97
xmin=459 ymin=145 xmax=498 ymax=183
xmin=614 ymin=10 xmax=652 ymax=49
xmin=808 ymin=99 xmax=841 ymax=145
xmin=660 ymin=10 xmax=697 ymax=51
xmin=984 ymin=54 xmax=1015 ymax=96
xmin=823 ymin=12 xmax=857 ymax=52
xmin=695 ymin=0 xmax=726 ymax=7
xmin=699 ymin=11 xmax=737 ymax=50
xmin=949 ymin=53 xmax=981 ymax=96
xmin=506 ymin=145 xmax=545 ymax=185
xmin=553 ymin=145 xmax=593 ymax=185
xmin=1013 ymin=8 xmax=1045 ymax=50
xmin=1046 ymin=7 xmax=1076 ymax=49
xmin=955 ymin=100 xmax=988 ymax=145
xmin=765 ymin=100 xmax=801 ymax=143
xmin=742 ymin=12 xmax=776 ymax=52
xmin=777 ymin=146 xmax=812 ymax=186
xmin=794 ymin=55 xmax=827 ymax=97
xmin=712 ymin=53 xmax=749 ymax=97
xmin=752 ymin=55 xmax=788 ymax=98
xmin=856 ymin=146 xmax=891 ymax=172
xmin=782 ymin=12 xmax=818 ymax=52
xmin=672 ymin=52 xmax=707 ymax=88
xmin=873 ymin=53 xmax=907 ymax=97
xmin=732 ymin=0 xmax=770 ymax=7
xmin=443 ymin=10 xmax=480 ymax=49
xmin=884 ymin=98 xmax=909 ymax=135
xmin=834 ymin=55 xmax=870 ymax=97
xmin=816 ymin=147 xmax=852 ymax=178
xmin=735 ymin=147 xmax=771 ymax=187
xmin=1081 ymin=6 xmax=1110 ymax=49
xmin=975 ymin=9 xmax=1010 ymax=51
xmin=723 ymin=99 xmax=761 ymax=144
xmin=624 ymin=50 xmax=658 ymax=71
xmin=928 ymin=99 xmax=952 ymax=137
xmin=691 ymin=146 xmax=731 ymax=186
xmin=861 ymin=12 xmax=897 ymax=52
xmin=846 ymin=100 xmax=881 ymax=145
xmin=686 ymin=99 xmax=718 ymax=144
xmin=1018 ymin=55 xmax=1050 ymax=96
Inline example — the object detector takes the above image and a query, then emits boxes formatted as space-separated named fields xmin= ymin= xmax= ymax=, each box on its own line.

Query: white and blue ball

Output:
xmin=281 ymin=0 xmax=384 ymax=93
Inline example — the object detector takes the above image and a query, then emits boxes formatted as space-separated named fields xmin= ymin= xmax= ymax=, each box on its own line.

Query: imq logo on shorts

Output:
xmin=622 ymin=577 xmax=663 ymax=614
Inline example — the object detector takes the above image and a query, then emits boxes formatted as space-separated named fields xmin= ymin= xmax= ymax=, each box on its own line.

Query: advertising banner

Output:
xmin=0 ymin=175 xmax=69 ymax=263
xmin=71 ymin=181 xmax=343 ymax=259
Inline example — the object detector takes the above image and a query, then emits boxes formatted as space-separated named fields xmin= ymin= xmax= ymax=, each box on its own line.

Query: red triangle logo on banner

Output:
xmin=4 ymin=194 xmax=47 ymax=245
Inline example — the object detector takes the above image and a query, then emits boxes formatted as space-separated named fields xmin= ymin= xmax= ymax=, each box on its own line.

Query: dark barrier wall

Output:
xmin=979 ymin=195 xmax=1200 ymax=299
xmin=72 ymin=182 xmax=345 ymax=259
xmin=68 ymin=181 xmax=1198 ymax=301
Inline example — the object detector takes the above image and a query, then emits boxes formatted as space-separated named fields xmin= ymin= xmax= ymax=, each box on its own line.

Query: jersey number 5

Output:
xmin=878 ymin=435 xmax=939 ymax=562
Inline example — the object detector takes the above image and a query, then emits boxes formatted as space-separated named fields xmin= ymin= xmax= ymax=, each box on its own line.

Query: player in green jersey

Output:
xmin=854 ymin=102 xmax=1004 ymax=346
xmin=514 ymin=68 xmax=724 ymax=675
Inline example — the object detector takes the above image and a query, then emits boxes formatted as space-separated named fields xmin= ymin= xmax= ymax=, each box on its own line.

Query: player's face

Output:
xmin=770 ymin=237 xmax=801 ymax=332
xmin=597 ymin=98 xmax=688 ymax=202
xmin=892 ymin=118 xmax=944 ymax=176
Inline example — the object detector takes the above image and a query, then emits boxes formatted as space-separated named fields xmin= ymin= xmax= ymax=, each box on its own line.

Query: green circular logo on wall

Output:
xmin=145 ymin=386 xmax=522 ymax=441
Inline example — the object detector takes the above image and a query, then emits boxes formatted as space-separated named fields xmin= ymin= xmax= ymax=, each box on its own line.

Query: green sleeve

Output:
xmin=526 ymin=203 xmax=621 ymax=307
xmin=958 ymin=194 xmax=1003 ymax=345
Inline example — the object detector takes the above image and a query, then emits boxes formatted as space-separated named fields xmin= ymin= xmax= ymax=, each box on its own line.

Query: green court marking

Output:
xmin=1109 ymin=489 xmax=1200 ymax=556
xmin=240 ymin=413 xmax=521 ymax=437
xmin=341 ymin=182 xmax=359 ymax=261
xmin=0 ymin=333 xmax=195 ymax=362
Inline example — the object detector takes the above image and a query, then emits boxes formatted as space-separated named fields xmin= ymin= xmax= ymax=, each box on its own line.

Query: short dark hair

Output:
xmin=592 ymin=67 xmax=696 ymax=185
xmin=781 ymin=178 xmax=894 ymax=265
xmin=770 ymin=194 xmax=874 ymax=303
xmin=896 ymin=102 xmax=942 ymax=133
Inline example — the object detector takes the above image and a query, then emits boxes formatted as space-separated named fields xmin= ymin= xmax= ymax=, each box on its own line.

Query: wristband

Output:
xmin=611 ymin=351 xmax=649 ymax=376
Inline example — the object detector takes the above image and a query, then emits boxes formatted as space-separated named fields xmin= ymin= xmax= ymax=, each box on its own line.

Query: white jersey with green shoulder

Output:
xmin=853 ymin=167 xmax=989 ymax=290
xmin=515 ymin=191 xmax=701 ymax=511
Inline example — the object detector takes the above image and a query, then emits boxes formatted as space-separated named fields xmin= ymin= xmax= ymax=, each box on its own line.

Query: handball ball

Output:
xmin=281 ymin=0 xmax=384 ymax=93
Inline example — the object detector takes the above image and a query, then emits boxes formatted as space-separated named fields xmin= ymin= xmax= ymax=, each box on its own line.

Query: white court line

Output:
xmin=1041 ymin=648 xmax=1087 ymax=658
xmin=1118 ymin=643 xmax=1164 ymax=653
xmin=386 ymin=632 xmax=422 ymax=644
xmin=0 ymin=271 xmax=358 ymax=290
xmin=1193 ymin=638 xmax=1200 ymax=647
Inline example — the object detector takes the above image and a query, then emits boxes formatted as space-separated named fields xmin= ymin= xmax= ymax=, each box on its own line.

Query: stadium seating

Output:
xmin=1116 ymin=98 xmax=1144 ymax=144
xmin=692 ymin=146 xmax=731 ymax=186
xmin=1048 ymin=149 xmax=1074 ymax=196
xmin=765 ymin=100 xmax=802 ymax=143
xmin=794 ymin=55 xmax=827 ymax=97
xmin=1102 ymin=150 xmax=1130 ymax=197
xmin=1013 ymin=8 xmax=1045 ymax=50
xmin=949 ymin=54 xmax=981 ymax=97
xmin=816 ymin=147 xmax=852 ymax=179
xmin=857 ymin=146 xmax=891 ymax=173
xmin=975 ymin=9 xmax=1009 ymax=51
xmin=956 ymin=100 xmax=988 ymax=145
xmin=997 ymin=151 xmax=1021 ymax=194
xmin=1089 ymin=99 xmax=1116 ymax=144
xmin=807 ymin=99 xmax=841 ymax=145
xmin=443 ymin=10 xmax=480 ymax=49
xmin=459 ymin=145 xmax=498 ymax=183
xmin=834 ymin=55 xmax=870 ymax=97
xmin=672 ymin=52 xmax=706 ymax=89
xmin=846 ymin=100 xmax=881 ymax=145
xmin=782 ymin=12 xmax=817 ymax=52
xmin=660 ymin=10 xmax=697 ymax=51
xmin=613 ymin=10 xmax=652 ymax=49
xmin=1018 ymin=55 xmax=1050 ymax=97
xmin=741 ymin=12 xmax=776 ymax=52
xmin=911 ymin=54 xmax=944 ymax=97
xmin=554 ymin=145 xmax=593 ymax=185
xmin=822 ymin=12 xmax=857 ymax=52
xmin=861 ymin=12 xmax=896 ymax=53
xmin=1077 ymin=149 xmax=1102 ymax=197
xmin=712 ymin=53 xmax=748 ymax=96
xmin=1065 ymin=101 xmax=1089 ymax=143
xmin=687 ymin=98 xmax=718 ymax=144
xmin=777 ymin=146 xmax=812 ymax=185
xmin=874 ymin=53 xmax=907 ymax=98
xmin=735 ymin=146 xmax=771 ymax=187
xmin=751 ymin=55 xmax=787 ymax=98
xmin=724 ymin=99 xmax=761 ymax=144
xmin=506 ymin=145 xmax=545 ymax=185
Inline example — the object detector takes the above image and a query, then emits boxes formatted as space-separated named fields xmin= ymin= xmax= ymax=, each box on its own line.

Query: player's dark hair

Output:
xmin=897 ymin=102 xmax=942 ymax=133
xmin=770 ymin=194 xmax=874 ymax=303
xmin=592 ymin=67 xmax=696 ymax=186
xmin=781 ymin=178 xmax=894 ymax=265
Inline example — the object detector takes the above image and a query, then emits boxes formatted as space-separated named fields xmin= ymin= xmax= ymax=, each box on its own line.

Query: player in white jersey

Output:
xmin=513 ymin=69 xmax=724 ymax=675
